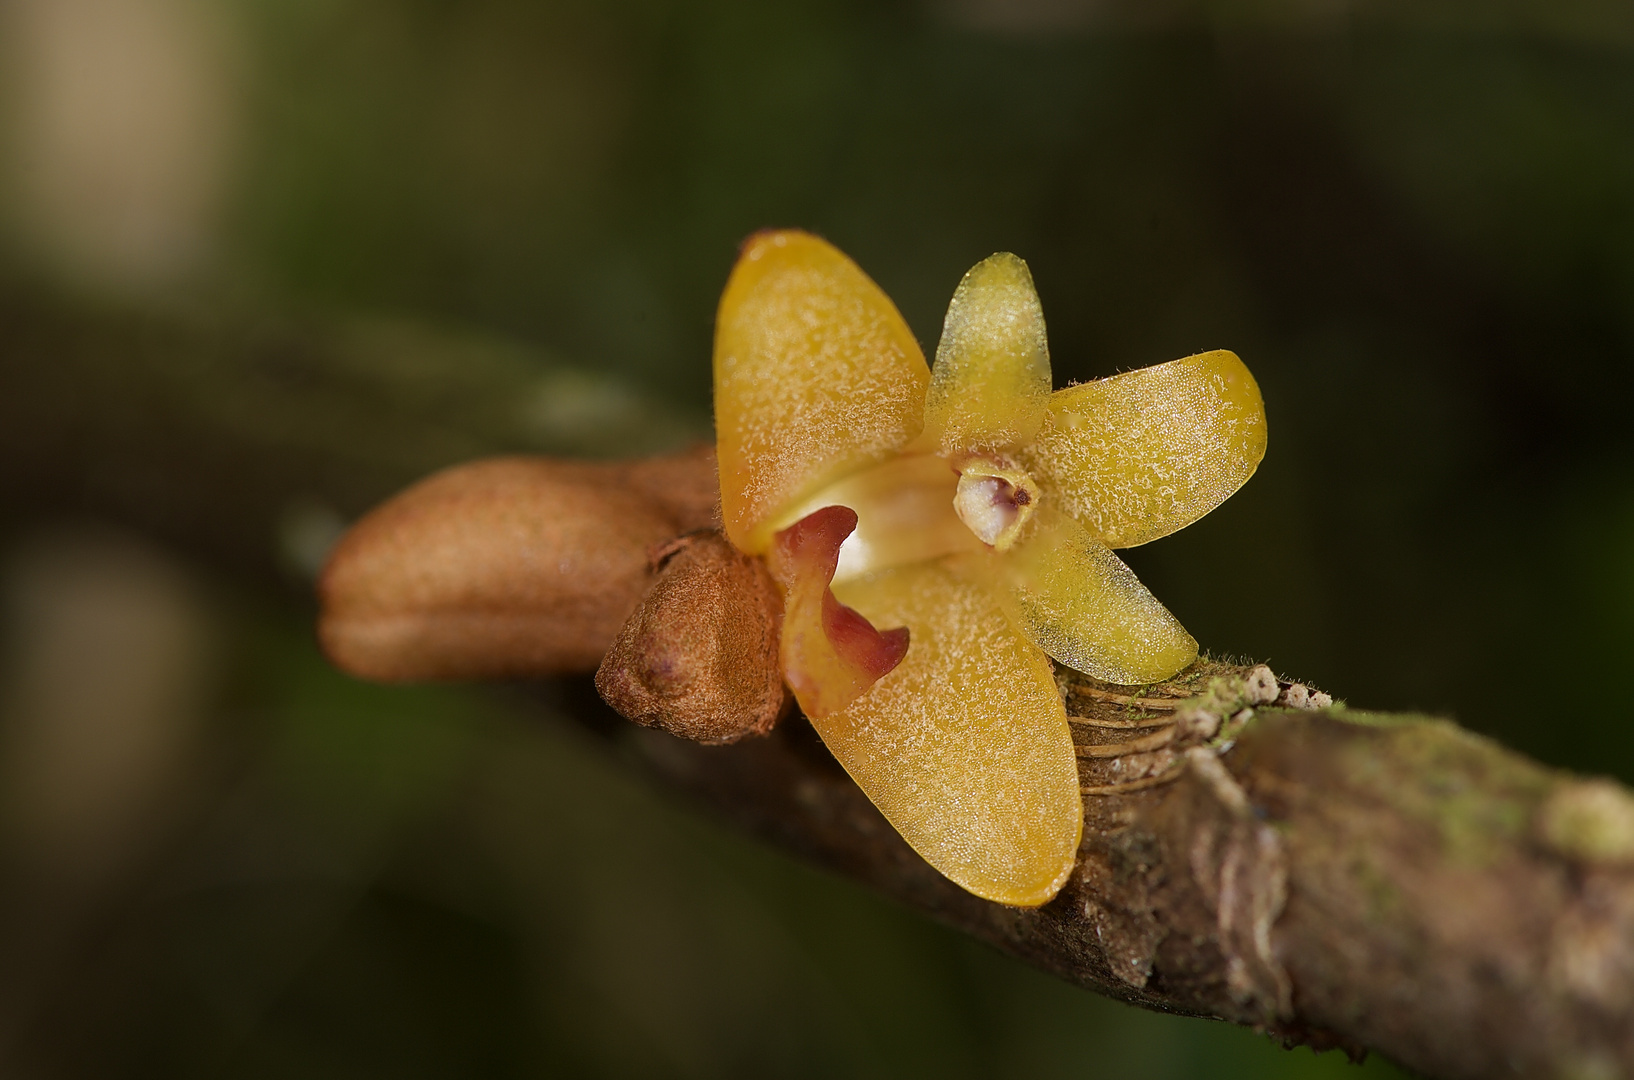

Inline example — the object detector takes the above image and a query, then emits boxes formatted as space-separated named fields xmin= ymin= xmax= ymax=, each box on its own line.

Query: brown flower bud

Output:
xmin=595 ymin=531 xmax=788 ymax=744
xmin=319 ymin=446 xmax=717 ymax=682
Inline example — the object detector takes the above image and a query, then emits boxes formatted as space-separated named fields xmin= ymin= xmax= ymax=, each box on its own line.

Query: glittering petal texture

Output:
xmin=1025 ymin=350 xmax=1266 ymax=550
xmin=919 ymin=253 xmax=1051 ymax=457
xmin=994 ymin=506 xmax=1198 ymax=685
xmin=826 ymin=562 xmax=1083 ymax=907
xmin=715 ymin=231 xmax=931 ymax=553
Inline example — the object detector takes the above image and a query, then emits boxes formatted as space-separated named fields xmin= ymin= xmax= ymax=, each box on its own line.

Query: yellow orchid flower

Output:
xmin=714 ymin=230 xmax=1266 ymax=906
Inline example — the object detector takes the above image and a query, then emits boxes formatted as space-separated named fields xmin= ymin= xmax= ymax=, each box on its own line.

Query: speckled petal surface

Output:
xmin=826 ymin=561 xmax=1082 ymax=907
xmin=996 ymin=506 xmax=1197 ymax=685
xmin=715 ymin=230 xmax=930 ymax=553
xmin=919 ymin=253 xmax=1051 ymax=456
xmin=1025 ymin=350 xmax=1266 ymax=549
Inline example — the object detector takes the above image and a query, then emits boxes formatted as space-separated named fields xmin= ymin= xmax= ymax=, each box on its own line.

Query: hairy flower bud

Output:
xmin=319 ymin=446 xmax=716 ymax=682
xmin=595 ymin=532 xmax=788 ymax=743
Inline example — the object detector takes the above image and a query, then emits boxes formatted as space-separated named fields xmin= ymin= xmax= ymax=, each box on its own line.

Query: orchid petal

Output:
xmin=715 ymin=230 xmax=930 ymax=553
xmin=995 ymin=506 xmax=1197 ymax=685
xmin=919 ymin=253 xmax=1051 ymax=456
xmin=825 ymin=561 xmax=1082 ymax=906
xmin=1025 ymin=350 xmax=1266 ymax=549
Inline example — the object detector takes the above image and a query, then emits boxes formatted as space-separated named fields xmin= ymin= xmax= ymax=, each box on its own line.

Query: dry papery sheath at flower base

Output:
xmin=712 ymin=230 xmax=1267 ymax=907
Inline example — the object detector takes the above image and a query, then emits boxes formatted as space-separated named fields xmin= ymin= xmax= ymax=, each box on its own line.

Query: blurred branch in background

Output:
xmin=0 ymin=283 xmax=705 ymax=584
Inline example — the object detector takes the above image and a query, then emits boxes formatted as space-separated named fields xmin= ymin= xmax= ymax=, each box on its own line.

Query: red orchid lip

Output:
xmin=768 ymin=505 xmax=908 ymax=719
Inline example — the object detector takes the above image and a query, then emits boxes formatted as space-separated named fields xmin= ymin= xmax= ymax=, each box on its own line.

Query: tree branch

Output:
xmin=575 ymin=660 xmax=1634 ymax=1080
xmin=6 ymin=287 xmax=1634 ymax=1080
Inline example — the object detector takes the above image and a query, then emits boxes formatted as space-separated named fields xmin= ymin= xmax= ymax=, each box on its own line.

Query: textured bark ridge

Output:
xmin=593 ymin=660 xmax=1634 ymax=1080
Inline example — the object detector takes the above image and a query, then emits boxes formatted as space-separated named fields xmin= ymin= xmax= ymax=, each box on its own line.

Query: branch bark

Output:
xmin=577 ymin=661 xmax=1634 ymax=1080
xmin=6 ymin=287 xmax=1634 ymax=1080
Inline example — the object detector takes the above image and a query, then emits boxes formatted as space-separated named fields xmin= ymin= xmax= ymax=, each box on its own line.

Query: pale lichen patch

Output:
xmin=1538 ymin=779 xmax=1634 ymax=867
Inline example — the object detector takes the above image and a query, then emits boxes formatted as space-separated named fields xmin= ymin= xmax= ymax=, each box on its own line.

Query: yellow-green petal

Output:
xmin=1025 ymin=350 xmax=1266 ymax=549
xmin=715 ymin=230 xmax=930 ymax=554
xmin=918 ymin=253 xmax=1051 ymax=457
xmin=826 ymin=561 xmax=1082 ymax=907
xmin=994 ymin=506 xmax=1197 ymax=685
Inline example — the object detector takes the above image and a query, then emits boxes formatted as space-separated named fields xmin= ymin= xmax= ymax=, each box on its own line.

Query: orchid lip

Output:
xmin=769 ymin=454 xmax=983 ymax=583
xmin=765 ymin=451 xmax=1045 ymax=582
xmin=767 ymin=504 xmax=909 ymax=720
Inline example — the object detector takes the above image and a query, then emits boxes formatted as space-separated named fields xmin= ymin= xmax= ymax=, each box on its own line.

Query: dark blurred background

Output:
xmin=1 ymin=0 xmax=1631 ymax=1075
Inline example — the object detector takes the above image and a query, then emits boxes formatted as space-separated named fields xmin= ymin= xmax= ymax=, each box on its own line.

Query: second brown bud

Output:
xmin=595 ymin=532 xmax=788 ymax=744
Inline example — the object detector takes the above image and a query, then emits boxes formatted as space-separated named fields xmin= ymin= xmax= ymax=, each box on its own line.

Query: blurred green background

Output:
xmin=2 ymin=0 xmax=1633 ymax=1075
